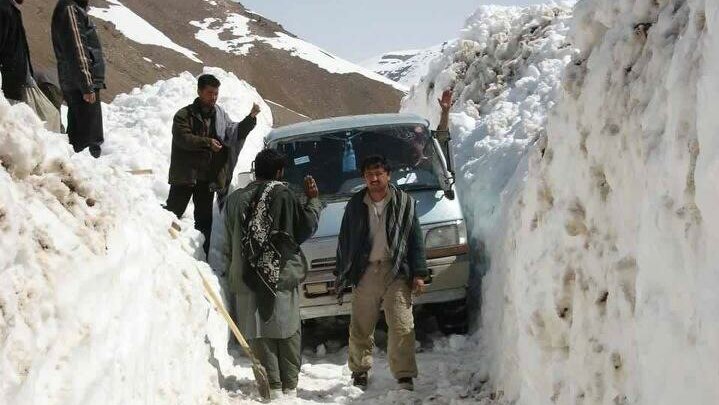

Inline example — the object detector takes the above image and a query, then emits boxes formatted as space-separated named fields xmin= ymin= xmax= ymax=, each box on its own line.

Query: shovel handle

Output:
xmin=196 ymin=268 xmax=260 ymax=365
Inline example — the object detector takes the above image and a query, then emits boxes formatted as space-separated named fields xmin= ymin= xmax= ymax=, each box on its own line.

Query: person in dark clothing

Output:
xmin=0 ymin=0 xmax=32 ymax=102
xmin=51 ymin=0 xmax=106 ymax=157
xmin=166 ymin=74 xmax=260 ymax=258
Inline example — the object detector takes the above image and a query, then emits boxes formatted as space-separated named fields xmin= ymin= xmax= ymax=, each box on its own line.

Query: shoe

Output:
xmin=352 ymin=371 xmax=368 ymax=390
xmin=282 ymin=388 xmax=297 ymax=398
xmin=397 ymin=377 xmax=414 ymax=391
xmin=89 ymin=145 xmax=101 ymax=158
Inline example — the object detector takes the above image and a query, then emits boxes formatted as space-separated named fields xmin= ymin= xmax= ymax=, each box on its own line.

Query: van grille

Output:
xmin=311 ymin=257 xmax=336 ymax=272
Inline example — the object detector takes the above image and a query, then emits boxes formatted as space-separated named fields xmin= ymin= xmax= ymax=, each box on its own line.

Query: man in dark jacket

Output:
xmin=0 ymin=0 xmax=32 ymax=102
xmin=335 ymin=155 xmax=428 ymax=392
xmin=51 ymin=0 xmax=105 ymax=157
xmin=166 ymin=74 xmax=259 ymax=258
xmin=222 ymin=149 xmax=322 ymax=399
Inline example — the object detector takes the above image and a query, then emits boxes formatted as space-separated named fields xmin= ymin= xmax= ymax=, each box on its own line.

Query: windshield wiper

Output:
xmin=320 ymin=193 xmax=354 ymax=202
xmin=396 ymin=184 xmax=441 ymax=192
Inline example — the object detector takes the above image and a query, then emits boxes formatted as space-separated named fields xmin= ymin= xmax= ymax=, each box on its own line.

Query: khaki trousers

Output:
xmin=348 ymin=263 xmax=418 ymax=379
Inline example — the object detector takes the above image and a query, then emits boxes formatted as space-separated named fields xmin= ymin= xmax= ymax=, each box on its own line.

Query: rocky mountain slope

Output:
xmin=20 ymin=0 xmax=403 ymax=124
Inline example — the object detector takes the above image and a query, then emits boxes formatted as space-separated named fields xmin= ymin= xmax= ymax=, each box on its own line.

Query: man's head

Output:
xmin=361 ymin=155 xmax=391 ymax=194
xmin=254 ymin=149 xmax=287 ymax=181
xmin=409 ymin=131 xmax=427 ymax=164
xmin=197 ymin=74 xmax=220 ymax=109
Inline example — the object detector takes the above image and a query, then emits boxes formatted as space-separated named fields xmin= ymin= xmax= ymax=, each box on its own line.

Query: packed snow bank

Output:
xmin=0 ymin=68 xmax=271 ymax=404
xmin=402 ymin=2 xmax=574 ymax=337
xmin=492 ymin=1 xmax=719 ymax=403
xmin=410 ymin=0 xmax=719 ymax=403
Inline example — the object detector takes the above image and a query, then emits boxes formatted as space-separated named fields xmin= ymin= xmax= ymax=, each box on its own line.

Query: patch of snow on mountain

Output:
xmin=191 ymin=14 xmax=255 ymax=56
xmin=89 ymin=0 xmax=202 ymax=63
xmin=362 ymin=43 xmax=451 ymax=87
xmin=190 ymin=14 xmax=407 ymax=92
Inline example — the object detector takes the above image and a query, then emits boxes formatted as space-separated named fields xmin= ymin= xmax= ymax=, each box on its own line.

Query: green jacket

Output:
xmin=168 ymin=99 xmax=256 ymax=188
xmin=222 ymin=181 xmax=322 ymax=339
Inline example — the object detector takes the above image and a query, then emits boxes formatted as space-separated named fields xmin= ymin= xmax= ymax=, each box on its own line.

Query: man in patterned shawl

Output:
xmin=222 ymin=148 xmax=322 ymax=399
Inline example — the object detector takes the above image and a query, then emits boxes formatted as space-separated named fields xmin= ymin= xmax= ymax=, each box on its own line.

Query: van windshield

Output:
xmin=275 ymin=124 xmax=443 ymax=200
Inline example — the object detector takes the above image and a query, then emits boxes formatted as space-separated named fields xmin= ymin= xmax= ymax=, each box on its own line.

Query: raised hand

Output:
xmin=250 ymin=103 xmax=261 ymax=117
xmin=304 ymin=175 xmax=319 ymax=199
xmin=438 ymin=89 xmax=453 ymax=111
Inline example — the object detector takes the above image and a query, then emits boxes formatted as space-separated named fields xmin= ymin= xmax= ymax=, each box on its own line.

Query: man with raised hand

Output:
xmin=335 ymin=155 xmax=428 ymax=392
xmin=223 ymin=149 xmax=322 ymax=400
xmin=165 ymin=73 xmax=260 ymax=258
xmin=0 ymin=0 xmax=32 ymax=103
xmin=52 ymin=0 xmax=106 ymax=157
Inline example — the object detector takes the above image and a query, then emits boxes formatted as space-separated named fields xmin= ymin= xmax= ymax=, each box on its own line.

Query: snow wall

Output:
xmin=404 ymin=0 xmax=719 ymax=404
xmin=0 ymin=68 xmax=271 ymax=404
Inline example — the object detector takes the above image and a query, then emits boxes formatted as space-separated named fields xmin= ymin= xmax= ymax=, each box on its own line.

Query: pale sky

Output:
xmin=239 ymin=0 xmax=551 ymax=62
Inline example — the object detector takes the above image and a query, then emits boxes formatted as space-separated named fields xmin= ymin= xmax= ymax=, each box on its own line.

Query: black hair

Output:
xmin=197 ymin=74 xmax=221 ymax=90
xmin=254 ymin=149 xmax=287 ymax=180
xmin=361 ymin=155 xmax=391 ymax=174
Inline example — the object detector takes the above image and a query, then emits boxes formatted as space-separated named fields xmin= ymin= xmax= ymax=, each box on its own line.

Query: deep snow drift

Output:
xmin=402 ymin=0 xmax=575 ymax=351
xmin=0 ymin=68 xmax=271 ymax=405
xmin=406 ymin=0 xmax=719 ymax=404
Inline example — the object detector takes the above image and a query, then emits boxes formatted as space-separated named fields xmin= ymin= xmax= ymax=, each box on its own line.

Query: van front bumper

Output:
xmin=299 ymin=254 xmax=470 ymax=320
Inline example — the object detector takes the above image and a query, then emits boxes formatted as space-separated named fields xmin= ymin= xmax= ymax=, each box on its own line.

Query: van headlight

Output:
xmin=425 ymin=221 xmax=468 ymax=249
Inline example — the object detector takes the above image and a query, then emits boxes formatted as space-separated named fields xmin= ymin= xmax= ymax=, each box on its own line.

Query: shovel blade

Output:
xmin=253 ymin=363 xmax=271 ymax=400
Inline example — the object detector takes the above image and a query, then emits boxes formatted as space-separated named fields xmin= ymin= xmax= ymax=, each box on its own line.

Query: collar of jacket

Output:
xmin=191 ymin=98 xmax=216 ymax=119
xmin=363 ymin=187 xmax=392 ymax=209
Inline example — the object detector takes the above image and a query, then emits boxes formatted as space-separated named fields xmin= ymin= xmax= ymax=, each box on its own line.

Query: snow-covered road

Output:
xmin=220 ymin=329 xmax=501 ymax=405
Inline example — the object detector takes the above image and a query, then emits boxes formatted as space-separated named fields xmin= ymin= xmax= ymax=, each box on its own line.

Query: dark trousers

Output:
xmin=165 ymin=182 xmax=214 ymax=256
xmin=249 ymin=330 xmax=302 ymax=390
xmin=65 ymin=90 xmax=103 ymax=152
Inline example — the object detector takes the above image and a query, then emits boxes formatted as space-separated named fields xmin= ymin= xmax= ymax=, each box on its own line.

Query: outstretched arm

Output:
xmin=224 ymin=103 xmax=260 ymax=147
xmin=437 ymin=89 xmax=452 ymax=131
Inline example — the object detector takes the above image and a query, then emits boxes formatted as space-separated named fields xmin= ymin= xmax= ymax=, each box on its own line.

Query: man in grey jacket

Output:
xmin=222 ymin=149 xmax=322 ymax=399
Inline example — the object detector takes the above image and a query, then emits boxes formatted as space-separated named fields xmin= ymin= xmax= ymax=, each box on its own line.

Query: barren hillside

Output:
xmin=21 ymin=0 xmax=403 ymax=124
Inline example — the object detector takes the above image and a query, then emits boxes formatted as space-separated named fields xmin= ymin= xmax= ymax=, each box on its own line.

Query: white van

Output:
xmin=264 ymin=113 xmax=469 ymax=329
